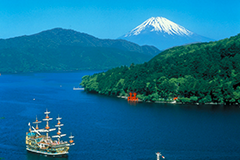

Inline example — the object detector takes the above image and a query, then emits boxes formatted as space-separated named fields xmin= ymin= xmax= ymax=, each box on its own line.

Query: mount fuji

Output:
xmin=119 ymin=17 xmax=214 ymax=50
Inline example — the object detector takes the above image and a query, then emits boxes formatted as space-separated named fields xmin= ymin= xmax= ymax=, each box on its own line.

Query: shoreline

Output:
xmin=117 ymin=95 xmax=236 ymax=106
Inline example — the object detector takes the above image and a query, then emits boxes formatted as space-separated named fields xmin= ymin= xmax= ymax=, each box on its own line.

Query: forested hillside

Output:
xmin=81 ymin=34 xmax=240 ymax=104
xmin=0 ymin=28 xmax=160 ymax=73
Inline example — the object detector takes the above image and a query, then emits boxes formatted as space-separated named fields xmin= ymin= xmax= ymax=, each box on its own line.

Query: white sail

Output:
xmin=60 ymin=134 xmax=66 ymax=137
xmin=33 ymin=121 xmax=42 ymax=124
xmin=37 ymin=128 xmax=56 ymax=133
xmin=52 ymin=134 xmax=66 ymax=138
xmin=56 ymin=117 xmax=62 ymax=120
xmin=43 ymin=118 xmax=53 ymax=121
xmin=55 ymin=124 xmax=64 ymax=127
xmin=37 ymin=129 xmax=47 ymax=132
xmin=44 ymin=111 xmax=50 ymax=114
xmin=49 ymin=128 xmax=56 ymax=132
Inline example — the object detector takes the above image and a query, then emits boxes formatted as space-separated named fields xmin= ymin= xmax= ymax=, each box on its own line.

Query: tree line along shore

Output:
xmin=81 ymin=33 xmax=240 ymax=105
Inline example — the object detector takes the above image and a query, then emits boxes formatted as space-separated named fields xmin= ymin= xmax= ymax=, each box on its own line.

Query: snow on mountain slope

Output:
xmin=119 ymin=17 xmax=214 ymax=50
xmin=124 ymin=17 xmax=193 ymax=37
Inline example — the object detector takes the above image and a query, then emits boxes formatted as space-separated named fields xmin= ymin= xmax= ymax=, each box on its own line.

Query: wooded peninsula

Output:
xmin=81 ymin=33 xmax=240 ymax=104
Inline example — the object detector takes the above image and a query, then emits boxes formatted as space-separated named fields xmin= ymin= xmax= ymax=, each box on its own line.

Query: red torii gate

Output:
xmin=128 ymin=92 xmax=138 ymax=102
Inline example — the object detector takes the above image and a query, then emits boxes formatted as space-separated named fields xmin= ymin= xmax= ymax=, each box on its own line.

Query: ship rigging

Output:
xmin=26 ymin=110 xmax=75 ymax=157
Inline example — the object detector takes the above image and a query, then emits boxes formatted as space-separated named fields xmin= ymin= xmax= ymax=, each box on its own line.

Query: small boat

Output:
xmin=73 ymin=87 xmax=84 ymax=90
xmin=26 ymin=110 xmax=75 ymax=157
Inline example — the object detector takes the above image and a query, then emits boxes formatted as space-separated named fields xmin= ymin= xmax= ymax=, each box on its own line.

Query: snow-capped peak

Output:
xmin=124 ymin=17 xmax=193 ymax=37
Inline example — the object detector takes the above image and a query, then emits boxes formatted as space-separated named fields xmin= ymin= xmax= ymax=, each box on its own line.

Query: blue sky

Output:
xmin=0 ymin=0 xmax=239 ymax=40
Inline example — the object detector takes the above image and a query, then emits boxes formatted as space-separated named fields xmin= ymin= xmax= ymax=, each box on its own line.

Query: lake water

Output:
xmin=0 ymin=71 xmax=240 ymax=160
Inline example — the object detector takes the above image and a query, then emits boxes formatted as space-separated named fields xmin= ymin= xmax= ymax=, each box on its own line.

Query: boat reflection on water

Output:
xmin=128 ymin=100 xmax=138 ymax=106
xmin=27 ymin=151 xmax=68 ymax=160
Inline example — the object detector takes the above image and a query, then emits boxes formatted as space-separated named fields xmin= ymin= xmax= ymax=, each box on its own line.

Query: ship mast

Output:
xmin=28 ymin=122 xmax=31 ymax=132
xmin=43 ymin=109 xmax=55 ymax=138
xmin=32 ymin=115 xmax=42 ymax=130
xmin=69 ymin=133 xmax=75 ymax=145
xmin=52 ymin=115 xmax=66 ymax=143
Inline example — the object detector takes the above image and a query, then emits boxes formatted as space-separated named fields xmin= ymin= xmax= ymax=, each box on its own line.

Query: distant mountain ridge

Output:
xmin=119 ymin=17 xmax=214 ymax=50
xmin=0 ymin=28 xmax=160 ymax=73
xmin=0 ymin=28 xmax=160 ymax=56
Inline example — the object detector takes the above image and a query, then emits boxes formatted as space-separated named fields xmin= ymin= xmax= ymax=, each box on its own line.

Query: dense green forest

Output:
xmin=81 ymin=33 xmax=240 ymax=104
xmin=0 ymin=28 xmax=159 ymax=73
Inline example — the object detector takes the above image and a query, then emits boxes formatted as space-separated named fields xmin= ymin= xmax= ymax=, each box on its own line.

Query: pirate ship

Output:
xmin=26 ymin=110 xmax=75 ymax=157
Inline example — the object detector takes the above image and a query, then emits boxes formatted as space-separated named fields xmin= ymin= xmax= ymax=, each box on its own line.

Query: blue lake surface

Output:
xmin=0 ymin=71 xmax=240 ymax=160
